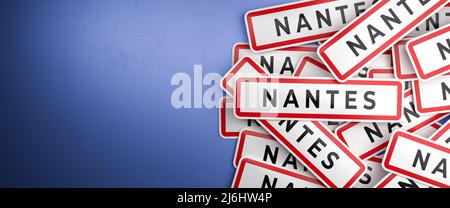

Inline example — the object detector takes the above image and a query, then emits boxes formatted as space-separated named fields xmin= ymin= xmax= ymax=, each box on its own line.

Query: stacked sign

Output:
xmin=220 ymin=0 xmax=450 ymax=188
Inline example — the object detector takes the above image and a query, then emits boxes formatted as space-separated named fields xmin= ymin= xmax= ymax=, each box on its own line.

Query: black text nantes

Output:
xmin=263 ymin=88 xmax=376 ymax=110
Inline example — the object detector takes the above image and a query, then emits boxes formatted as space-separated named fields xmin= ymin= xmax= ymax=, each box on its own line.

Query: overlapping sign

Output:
xmin=217 ymin=0 xmax=450 ymax=189
xmin=318 ymin=0 xmax=448 ymax=82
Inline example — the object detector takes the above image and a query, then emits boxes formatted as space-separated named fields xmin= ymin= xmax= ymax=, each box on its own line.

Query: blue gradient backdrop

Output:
xmin=1 ymin=0 xmax=448 ymax=188
xmin=0 ymin=0 xmax=301 ymax=188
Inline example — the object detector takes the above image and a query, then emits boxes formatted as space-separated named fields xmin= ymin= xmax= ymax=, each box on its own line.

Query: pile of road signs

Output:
xmin=220 ymin=0 xmax=450 ymax=188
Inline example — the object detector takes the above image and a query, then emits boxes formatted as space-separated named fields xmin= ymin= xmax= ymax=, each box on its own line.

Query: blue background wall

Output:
xmin=0 ymin=0 xmax=299 ymax=187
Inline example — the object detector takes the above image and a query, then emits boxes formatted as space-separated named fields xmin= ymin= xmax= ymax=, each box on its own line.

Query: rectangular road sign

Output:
xmin=318 ymin=0 xmax=448 ymax=82
xmin=383 ymin=130 xmax=450 ymax=188
xmin=235 ymin=77 xmax=403 ymax=122
xmin=407 ymin=24 xmax=450 ymax=81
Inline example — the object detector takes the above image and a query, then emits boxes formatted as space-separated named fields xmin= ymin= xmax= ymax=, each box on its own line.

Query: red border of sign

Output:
xmin=219 ymin=97 xmax=237 ymax=138
xmin=362 ymin=157 xmax=386 ymax=187
xmin=373 ymin=153 xmax=385 ymax=160
xmin=318 ymin=0 xmax=447 ymax=82
xmin=367 ymin=68 xmax=394 ymax=79
xmin=234 ymin=130 xmax=276 ymax=167
xmin=294 ymin=53 xmax=392 ymax=78
xmin=245 ymin=0 xmax=338 ymax=52
xmin=367 ymin=157 xmax=383 ymax=164
xmin=220 ymin=97 xmax=245 ymax=139
xmin=235 ymin=77 xmax=403 ymax=121
xmin=232 ymin=43 xmax=317 ymax=65
xmin=258 ymin=120 xmax=366 ymax=188
xmin=221 ymin=57 xmax=268 ymax=96
xmin=430 ymin=121 xmax=450 ymax=142
xmin=383 ymin=130 xmax=450 ymax=188
xmin=413 ymin=77 xmax=450 ymax=114
xmin=407 ymin=24 xmax=450 ymax=80
xmin=335 ymin=90 xmax=446 ymax=160
xmin=432 ymin=123 xmax=443 ymax=129
xmin=232 ymin=158 xmax=323 ymax=188
xmin=393 ymin=40 xmax=418 ymax=80
xmin=391 ymin=6 xmax=450 ymax=80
